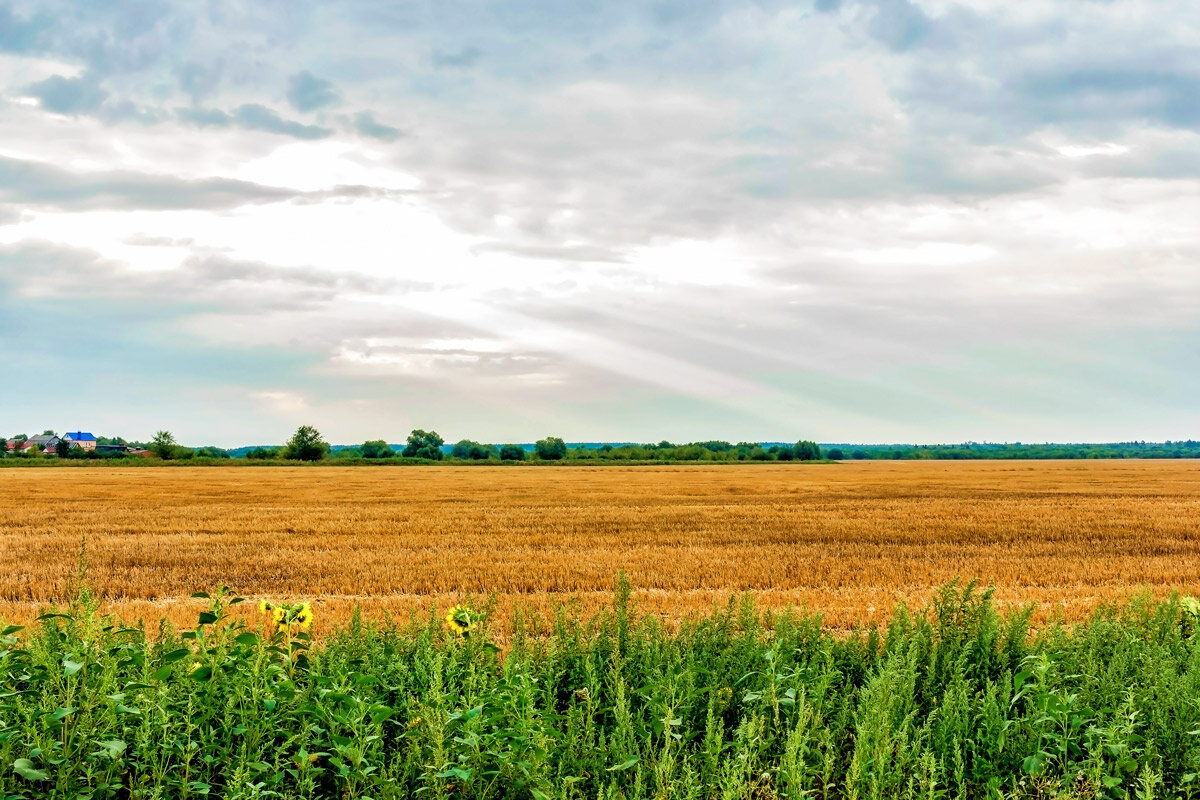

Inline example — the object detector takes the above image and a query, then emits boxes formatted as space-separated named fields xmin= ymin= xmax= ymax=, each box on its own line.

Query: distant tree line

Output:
xmin=229 ymin=430 xmax=827 ymax=463
xmin=7 ymin=427 xmax=1198 ymax=464
xmin=177 ymin=435 xmax=1200 ymax=464
xmin=819 ymin=440 xmax=1200 ymax=460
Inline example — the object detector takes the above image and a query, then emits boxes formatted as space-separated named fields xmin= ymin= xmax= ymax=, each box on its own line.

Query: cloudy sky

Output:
xmin=2 ymin=0 xmax=1198 ymax=447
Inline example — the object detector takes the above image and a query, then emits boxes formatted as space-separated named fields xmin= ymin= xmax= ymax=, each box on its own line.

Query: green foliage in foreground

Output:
xmin=4 ymin=583 xmax=1200 ymax=799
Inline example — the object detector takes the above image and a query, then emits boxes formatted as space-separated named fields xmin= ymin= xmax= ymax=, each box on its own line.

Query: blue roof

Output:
xmin=65 ymin=431 xmax=97 ymax=441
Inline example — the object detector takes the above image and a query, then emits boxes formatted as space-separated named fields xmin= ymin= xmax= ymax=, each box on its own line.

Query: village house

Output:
xmin=63 ymin=431 xmax=98 ymax=451
xmin=4 ymin=431 xmax=148 ymax=457
xmin=13 ymin=434 xmax=61 ymax=453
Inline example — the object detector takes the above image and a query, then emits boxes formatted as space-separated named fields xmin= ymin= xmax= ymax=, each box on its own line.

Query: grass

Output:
xmin=4 ymin=578 xmax=1200 ymax=799
xmin=1 ymin=461 xmax=1199 ymax=632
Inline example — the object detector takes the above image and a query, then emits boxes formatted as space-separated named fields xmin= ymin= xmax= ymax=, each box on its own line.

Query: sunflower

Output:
xmin=294 ymin=602 xmax=314 ymax=630
xmin=445 ymin=605 xmax=473 ymax=636
xmin=258 ymin=600 xmax=274 ymax=615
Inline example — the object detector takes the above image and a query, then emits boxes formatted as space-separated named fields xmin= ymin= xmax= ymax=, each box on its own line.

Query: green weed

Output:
xmin=3 ymin=582 xmax=1200 ymax=798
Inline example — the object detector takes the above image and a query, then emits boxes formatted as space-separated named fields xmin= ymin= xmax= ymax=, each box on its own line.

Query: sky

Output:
xmin=1 ymin=0 xmax=1198 ymax=447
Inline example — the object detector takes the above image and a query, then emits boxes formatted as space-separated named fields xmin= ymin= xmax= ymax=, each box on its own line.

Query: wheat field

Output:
xmin=1 ymin=460 xmax=1198 ymax=633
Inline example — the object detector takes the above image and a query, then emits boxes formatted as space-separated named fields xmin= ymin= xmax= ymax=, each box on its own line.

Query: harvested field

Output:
xmin=1 ymin=460 xmax=1198 ymax=633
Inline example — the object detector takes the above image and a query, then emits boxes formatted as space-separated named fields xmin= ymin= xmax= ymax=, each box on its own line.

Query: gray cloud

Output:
xmin=0 ymin=242 xmax=397 ymax=313
xmin=123 ymin=234 xmax=196 ymax=247
xmin=286 ymin=70 xmax=338 ymax=112
xmin=176 ymin=60 xmax=222 ymax=103
xmin=470 ymin=241 xmax=626 ymax=263
xmin=180 ymin=254 xmax=398 ymax=303
xmin=350 ymin=111 xmax=403 ymax=141
xmin=866 ymin=0 xmax=933 ymax=51
xmin=97 ymin=98 xmax=169 ymax=125
xmin=17 ymin=73 xmax=166 ymax=126
xmin=328 ymin=337 xmax=563 ymax=383
xmin=12 ymin=1 xmax=196 ymax=75
xmin=1012 ymin=67 xmax=1200 ymax=129
xmin=432 ymin=47 xmax=483 ymax=69
xmin=176 ymin=104 xmax=333 ymax=139
xmin=24 ymin=73 xmax=109 ymax=113
xmin=0 ymin=155 xmax=295 ymax=211
xmin=289 ymin=185 xmax=423 ymax=205
xmin=174 ymin=107 xmax=230 ymax=127
xmin=0 ymin=154 xmax=406 ymax=212
xmin=233 ymin=103 xmax=332 ymax=139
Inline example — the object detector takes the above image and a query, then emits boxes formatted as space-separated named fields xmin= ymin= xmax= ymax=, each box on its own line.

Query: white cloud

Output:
xmin=843 ymin=242 xmax=996 ymax=268
xmin=250 ymin=391 xmax=308 ymax=413
xmin=1055 ymin=142 xmax=1130 ymax=159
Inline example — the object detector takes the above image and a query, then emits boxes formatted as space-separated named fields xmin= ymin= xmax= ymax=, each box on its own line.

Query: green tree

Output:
xmin=534 ymin=436 xmax=567 ymax=461
xmin=402 ymin=429 xmax=444 ymax=460
xmin=151 ymin=430 xmax=177 ymax=460
xmin=55 ymin=438 xmax=72 ymax=458
xmin=284 ymin=425 xmax=329 ymax=461
xmin=733 ymin=442 xmax=759 ymax=460
xmin=499 ymin=444 xmax=525 ymax=461
xmin=360 ymin=440 xmax=393 ymax=459
xmin=451 ymin=440 xmax=495 ymax=460
xmin=826 ymin=448 xmax=845 ymax=460
xmin=792 ymin=440 xmax=823 ymax=461
xmin=246 ymin=447 xmax=278 ymax=460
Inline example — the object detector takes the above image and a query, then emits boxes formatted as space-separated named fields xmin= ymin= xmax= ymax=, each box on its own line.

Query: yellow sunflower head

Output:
xmin=259 ymin=600 xmax=273 ymax=615
xmin=444 ymin=605 xmax=473 ymax=636
xmin=294 ymin=602 xmax=314 ymax=630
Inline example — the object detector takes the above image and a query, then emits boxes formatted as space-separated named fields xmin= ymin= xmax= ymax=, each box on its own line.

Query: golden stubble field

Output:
xmin=1 ymin=461 xmax=1198 ymax=634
